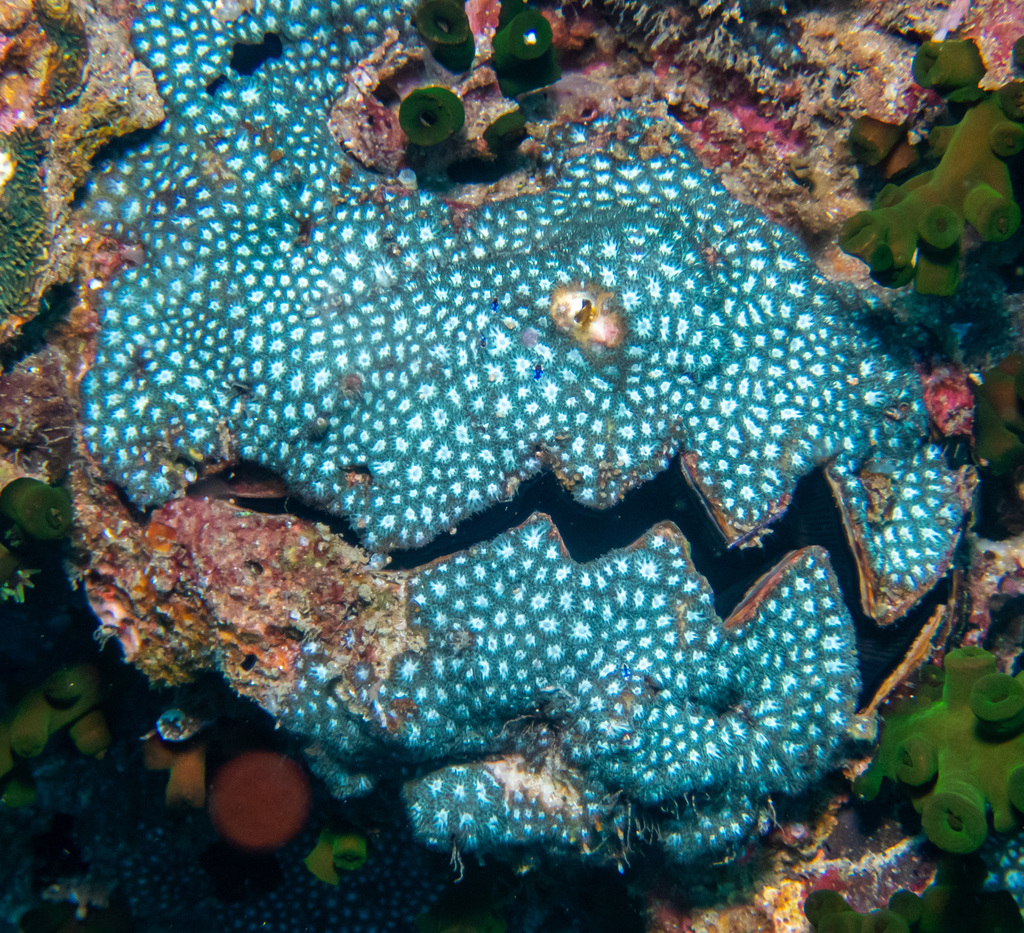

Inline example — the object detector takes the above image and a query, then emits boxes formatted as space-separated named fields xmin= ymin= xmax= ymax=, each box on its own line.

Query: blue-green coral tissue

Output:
xmin=856 ymin=647 xmax=1024 ymax=854
xmin=82 ymin=0 xmax=928 ymax=552
xmin=282 ymin=515 xmax=860 ymax=862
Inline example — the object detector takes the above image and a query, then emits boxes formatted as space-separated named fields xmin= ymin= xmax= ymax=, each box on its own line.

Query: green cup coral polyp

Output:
xmin=304 ymin=827 xmax=368 ymax=884
xmin=1 ymin=664 xmax=110 ymax=808
xmin=855 ymin=647 xmax=1024 ymax=853
xmin=839 ymin=39 xmax=1024 ymax=295
xmin=0 ymin=477 xmax=73 ymax=602
xmin=398 ymin=86 xmax=466 ymax=146
xmin=492 ymin=2 xmax=561 ymax=97
xmin=414 ymin=0 xmax=475 ymax=73
xmin=1 ymin=477 xmax=73 ymax=541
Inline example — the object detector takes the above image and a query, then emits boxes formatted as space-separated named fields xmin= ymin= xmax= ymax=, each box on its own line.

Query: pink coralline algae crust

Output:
xmin=641 ymin=6 xmax=936 ymax=244
xmin=465 ymin=0 xmax=500 ymax=36
xmin=916 ymin=362 xmax=975 ymax=438
xmin=965 ymin=532 xmax=1024 ymax=646
xmin=683 ymin=93 xmax=807 ymax=171
xmin=965 ymin=0 xmax=1024 ymax=87
xmin=75 ymin=481 xmax=417 ymax=711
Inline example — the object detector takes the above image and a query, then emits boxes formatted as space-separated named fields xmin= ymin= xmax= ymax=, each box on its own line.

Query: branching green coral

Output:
xmin=0 ymin=131 xmax=47 ymax=321
xmin=855 ymin=647 xmax=1024 ymax=853
xmin=840 ymin=39 xmax=1024 ymax=295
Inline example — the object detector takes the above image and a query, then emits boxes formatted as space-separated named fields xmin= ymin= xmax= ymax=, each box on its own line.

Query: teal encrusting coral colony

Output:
xmin=79 ymin=0 xmax=985 ymax=867
xmin=287 ymin=520 xmax=858 ymax=861
xmin=84 ymin=0 xmax=927 ymax=549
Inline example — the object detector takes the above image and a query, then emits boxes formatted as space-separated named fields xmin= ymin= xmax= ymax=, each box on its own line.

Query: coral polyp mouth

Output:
xmin=548 ymin=282 xmax=626 ymax=352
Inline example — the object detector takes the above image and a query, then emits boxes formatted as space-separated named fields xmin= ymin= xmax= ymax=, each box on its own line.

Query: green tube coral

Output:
xmin=9 ymin=664 xmax=104 ymax=759
xmin=399 ymin=87 xmax=465 ymax=146
xmin=0 ymin=478 xmax=73 ymax=541
xmin=414 ymin=0 xmax=475 ymax=72
xmin=303 ymin=827 xmax=368 ymax=884
xmin=805 ymin=857 xmax=1024 ymax=933
xmin=0 ymin=664 xmax=110 ymax=808
xmin=482 ymin=109 xmax=527 ymax=155
xmin=492 ymin=6 xmax=560 ymax=97
xmin=839 ymin=39 xmax=1024 ymax=295
xmin=0 ymin=477 xmax=72 ymax=603
xmin=848 ymin=116 xmax=912 ymax=168
xmin=912 ymin=39 xmax=986 ymax=100
xmin=972 ymin=354 xmax=1024 ymax=474
xmin=855 ymin=647 xmax=1024 ymax=854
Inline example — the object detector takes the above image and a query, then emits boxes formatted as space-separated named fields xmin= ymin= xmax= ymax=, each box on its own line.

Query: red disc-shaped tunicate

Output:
xmin=208 ymin=750 xmax=312 ymax=852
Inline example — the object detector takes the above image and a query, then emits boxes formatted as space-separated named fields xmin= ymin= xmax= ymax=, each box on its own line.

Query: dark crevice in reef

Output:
xmin=80 ymin=126 xmax=160 ymax=184
xmin=189 ymin=463 xmax=363 ymax=544
xmin=208 ymin=454 xmax=940 ymax=705
xmin=205 ymin=74 xmax=228 ymax=97
xmin=0 ymin=282 xmax=76 ymax=372
xmin=205 ymin=33 xmax=283 ymax=96
xmin=74 ymin=126 xmax=163 ymax=217
xmin=229 ymin=32 xmax=283 ymax=76
xmin=973 ymin=461 xmax=1024 ymax=541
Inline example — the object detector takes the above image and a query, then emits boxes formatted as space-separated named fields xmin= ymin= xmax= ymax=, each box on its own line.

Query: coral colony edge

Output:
xmin=73 ymin=0 xmax=976 ymax=871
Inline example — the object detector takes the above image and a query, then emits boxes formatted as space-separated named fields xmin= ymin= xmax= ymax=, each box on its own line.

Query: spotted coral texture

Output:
xmin=82 ymin=0 xmax=926 ymax=551
xmin=826 ymin=445 xmax=977 ymax=626
xmin=283 ymin=515 xmax=859 ymax=861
